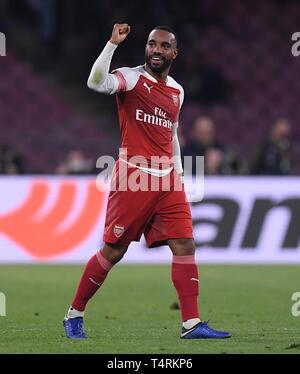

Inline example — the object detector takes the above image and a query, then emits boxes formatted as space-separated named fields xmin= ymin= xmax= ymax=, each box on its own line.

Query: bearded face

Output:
xmin=145 ymin=29 xmax=178 ymax=75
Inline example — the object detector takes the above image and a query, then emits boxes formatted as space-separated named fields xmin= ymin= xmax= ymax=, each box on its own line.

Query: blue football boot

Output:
xmin=181 ymin=320 xmax=231 ymax=339
xmin=63 ymin=316 xmax=88 ymax=339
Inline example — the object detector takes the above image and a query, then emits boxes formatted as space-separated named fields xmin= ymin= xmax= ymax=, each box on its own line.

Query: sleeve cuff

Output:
xmin=106 ymin=41 xmax=119 ymax=51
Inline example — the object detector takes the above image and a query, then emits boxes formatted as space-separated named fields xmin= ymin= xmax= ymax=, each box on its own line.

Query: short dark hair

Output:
xmin=152 ymin=25 xmax=178 ymax=47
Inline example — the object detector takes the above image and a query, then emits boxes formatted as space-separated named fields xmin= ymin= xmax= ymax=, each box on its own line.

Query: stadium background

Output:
xmin=0 ymin=0 xmax=299 ymax=264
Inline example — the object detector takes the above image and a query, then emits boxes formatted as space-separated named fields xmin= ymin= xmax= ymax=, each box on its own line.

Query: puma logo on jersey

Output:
xmin=143 ymin=82 xmax=153 ymax=93
xmin=190 ymin=278 xmax=199 ymax=282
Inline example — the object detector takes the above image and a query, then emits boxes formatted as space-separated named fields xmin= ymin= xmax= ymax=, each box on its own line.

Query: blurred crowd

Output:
xmin=2 ymin=0 xmax=234 ymax=104
xmin=0 ymin=0 xmax=296 ymax=176
xmin=55 ymin=150 xmax=95 ymax=175
xmin=179 ymin=116 xmax=292 ymax=176
xmin=0 ymin=145 xmax=25 ymax=174
xmin=1 ymin=116 xmax=292 ymax=176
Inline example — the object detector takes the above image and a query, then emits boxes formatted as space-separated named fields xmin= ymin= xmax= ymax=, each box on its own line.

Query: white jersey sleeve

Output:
xmin=172 ymin=122 xmax=183 ymax=176
xmin=87 ymin=41 xmax=120 ymax=95
xmin=168 ymin=78 xmax=184 ymax=176
xmin=87 ymin=41 xmax=142 ymax=95
xmin=111 ymin=66 xmax=144 ymax=92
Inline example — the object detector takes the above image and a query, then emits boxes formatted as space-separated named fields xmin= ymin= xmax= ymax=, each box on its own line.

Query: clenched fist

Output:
xmin=110 ymin=24 xmax=131 ymax=45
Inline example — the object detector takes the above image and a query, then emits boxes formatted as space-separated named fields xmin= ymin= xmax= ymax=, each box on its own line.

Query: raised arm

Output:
xmin=87 ymin=24 xmax=131 ymax=94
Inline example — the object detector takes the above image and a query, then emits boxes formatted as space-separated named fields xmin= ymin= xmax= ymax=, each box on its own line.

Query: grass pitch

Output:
xmin=0 ymin=264 xmax=299 ymax=354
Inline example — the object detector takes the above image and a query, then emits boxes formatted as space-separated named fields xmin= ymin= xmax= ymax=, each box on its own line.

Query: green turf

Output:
xmin=0 ymin=264 xmax=299 ymax=354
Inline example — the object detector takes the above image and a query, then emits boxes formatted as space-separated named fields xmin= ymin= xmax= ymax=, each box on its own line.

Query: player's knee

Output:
xmin=168 ymin=238 xmax=195 ymax=256
xmin=109 ymin=251 xmax=126 ymax=264
xmin=102 ymin=243 xmax=128 ymax=264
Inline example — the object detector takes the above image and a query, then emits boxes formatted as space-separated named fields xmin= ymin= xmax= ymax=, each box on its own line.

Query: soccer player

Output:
xmin=63 ymin=24 xmax=230 ymax=340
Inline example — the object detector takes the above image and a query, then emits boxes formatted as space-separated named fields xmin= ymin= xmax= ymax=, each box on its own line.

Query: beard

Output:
xmin=145 ymin=53 xmax=173 ymax=74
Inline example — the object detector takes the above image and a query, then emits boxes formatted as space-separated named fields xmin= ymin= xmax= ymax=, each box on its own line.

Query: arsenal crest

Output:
xmin=172 ymin=93 xmax=179 ymax=106
xmin=113 ymin=224 xmax=125 ymax=238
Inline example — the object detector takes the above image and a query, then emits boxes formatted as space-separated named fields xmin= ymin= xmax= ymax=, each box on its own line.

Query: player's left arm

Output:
xmin=172 ymin=86 xmax=184 ymax=180
xmin=172 ymin=122 xmax=184 ymax=179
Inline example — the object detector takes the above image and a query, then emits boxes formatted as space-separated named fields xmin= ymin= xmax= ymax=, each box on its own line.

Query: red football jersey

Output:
xmin=113 ymin=66 xmax=184 ymax=170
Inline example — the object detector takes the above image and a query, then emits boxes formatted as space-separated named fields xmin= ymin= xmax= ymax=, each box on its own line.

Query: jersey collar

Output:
xmin=140 ymin=65 xmax=169 ymax=85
